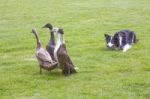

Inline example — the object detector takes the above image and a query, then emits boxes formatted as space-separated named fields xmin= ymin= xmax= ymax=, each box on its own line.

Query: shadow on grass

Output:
xmin=79 ymin=70 xmax=94 ymax=74
xmin=99 ymin=47 xmax=116 ymax=52
xmin=32 ymin=69 xmax=79 ymax=79
xmin=32 ymin=70 xmax=61 ymax=77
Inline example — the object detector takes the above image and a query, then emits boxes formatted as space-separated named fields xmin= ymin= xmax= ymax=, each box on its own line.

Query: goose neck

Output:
xmin=61 ymin=35 xmax=65 ymax=44
xmin=33 ymin=31 xmax=41 ymax=48
xmin=50 ymin=33 xmax=55 ymax=45
xmin=56 ymin=33 xmax=61 ymax=45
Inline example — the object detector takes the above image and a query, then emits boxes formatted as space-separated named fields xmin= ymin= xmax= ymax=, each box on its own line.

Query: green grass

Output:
xmin=0 ymin=0 xmax=150 ymax=99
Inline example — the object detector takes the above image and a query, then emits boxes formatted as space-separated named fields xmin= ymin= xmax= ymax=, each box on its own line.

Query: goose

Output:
xmin=54 ymin=28 xmax=77 ymax=76
xmin=42 ymin=23 xmax=56 ymax=61
xmin=31 ymin=28 xmax=58 ymax=74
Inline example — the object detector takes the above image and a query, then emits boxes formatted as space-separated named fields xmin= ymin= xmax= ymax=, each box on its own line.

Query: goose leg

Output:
xmin=39 ymin=66 xmax=42 ymax=74
xmin=68 ymin=67 xmax=70 ymax=75
xmin=67 ymin=63 xmax=71 ymax=75
xmin=49 ymin=70 xmax=51 ymax=74
xmin=62 ymin=66 xmax=68 ymax=76
xmin=63 ymin=69 xmax=67 ymax=76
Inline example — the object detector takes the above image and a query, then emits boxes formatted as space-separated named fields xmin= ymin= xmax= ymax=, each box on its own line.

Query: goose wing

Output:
xmin=61 ymin=44 xmax=73 ymax=65
xmin=36 ymin=48 xmax=52 ymax=62
xmin=58 ymin=44 xmax=75 ymax=67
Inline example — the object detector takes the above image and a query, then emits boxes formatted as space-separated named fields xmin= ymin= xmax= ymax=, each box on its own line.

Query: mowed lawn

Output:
xmin=0 ymin=0 xmax=150 ymax=99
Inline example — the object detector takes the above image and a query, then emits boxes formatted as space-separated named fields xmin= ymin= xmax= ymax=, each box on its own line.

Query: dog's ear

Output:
xmin=104 ymin=34 xmax=109 ymax=38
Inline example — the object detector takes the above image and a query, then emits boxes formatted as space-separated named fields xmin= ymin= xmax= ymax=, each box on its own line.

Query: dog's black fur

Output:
xmin=104 ymin=29 xmax=138 ymax=52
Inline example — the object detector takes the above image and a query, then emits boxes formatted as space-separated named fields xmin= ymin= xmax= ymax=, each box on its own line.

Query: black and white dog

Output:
xmin=104 ymin=29 xmax=138 ymax=52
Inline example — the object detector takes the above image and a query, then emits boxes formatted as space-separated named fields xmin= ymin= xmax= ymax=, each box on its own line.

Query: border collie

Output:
xmin=104 ymin=29 xmax=138 ymax=52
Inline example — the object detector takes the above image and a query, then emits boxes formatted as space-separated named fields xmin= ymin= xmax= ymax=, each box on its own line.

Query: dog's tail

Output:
xmin=134 ymin=34 xmax=139 ymax=43
xmin=131 ymin=31 xmax=139 ymax=43
xmin=135 ymin=38 xmax=139 ymax=43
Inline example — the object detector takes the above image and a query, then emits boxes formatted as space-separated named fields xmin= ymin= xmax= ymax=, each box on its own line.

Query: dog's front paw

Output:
xmin=122 ymin=44 xmax=132 ymax=52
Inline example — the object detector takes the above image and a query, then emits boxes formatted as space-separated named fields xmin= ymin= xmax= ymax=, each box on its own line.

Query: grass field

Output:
xmin=0 ymin=0 xmax=150 ymax=99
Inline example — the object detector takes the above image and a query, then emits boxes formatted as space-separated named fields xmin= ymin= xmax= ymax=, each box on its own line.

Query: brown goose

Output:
xmin=31 ymin=28 xmax=57 ymax=74
xmin=54 ymin=29 xmax=77 ymax=76
xmin=42 ymin=23 xmax=56 ymax=60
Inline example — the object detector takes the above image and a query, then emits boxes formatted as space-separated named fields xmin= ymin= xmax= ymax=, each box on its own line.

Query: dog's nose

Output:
xmin=107 ymin=45 xmax=109 ymax=47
